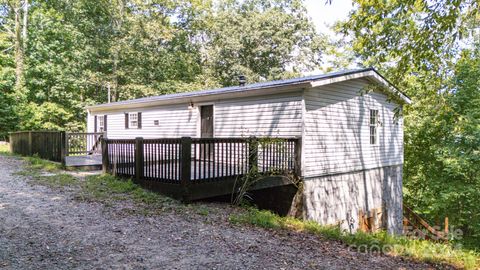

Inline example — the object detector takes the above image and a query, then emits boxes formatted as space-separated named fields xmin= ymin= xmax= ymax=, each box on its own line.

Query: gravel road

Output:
xmin=0 ymin=155 xmax=445 ymax=269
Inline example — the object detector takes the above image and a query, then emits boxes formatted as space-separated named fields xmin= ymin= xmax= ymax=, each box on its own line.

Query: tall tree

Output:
xmin=199 ymin=0 xmax=325 ymax=86
xmin=12 ymin=0 xmax=26 ymax=99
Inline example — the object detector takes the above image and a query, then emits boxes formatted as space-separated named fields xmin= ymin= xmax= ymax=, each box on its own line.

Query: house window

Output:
xmin=370 ymin=109 xmax=379 ymax=145
xmin=129 ymin=112 xmax=138 ymax=128
xmin=98 ymin=116 xmax=105 ymax=132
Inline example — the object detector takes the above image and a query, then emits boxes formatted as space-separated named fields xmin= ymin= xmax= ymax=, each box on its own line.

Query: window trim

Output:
xmin=98 ymin=115 xmax=105 ymax=132
xmin=369 ymin=109 xmax=379 ymax=145
xmin=129 ymin=112 xmax=139 ymax=129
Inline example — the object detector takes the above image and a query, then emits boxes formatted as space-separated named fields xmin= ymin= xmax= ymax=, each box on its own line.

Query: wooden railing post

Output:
xmin=248 ymin=136 xmax=258 ymax=172
xmin=180 ymin=137 xmax=192 ymax=201
xmin=60 ymin=131 xmax=66 ymax=166
xmin=101 ymin=138 xmax=109 ymax=174
xmin=8 ymin=133 xmax=12 ymax=153
xmin=294 ymin=137 xmax=302 ymax=177
xmin=135 ymin=137 xmax=144 ymax=182
xmin=28 ymin=131 xmax=33 ymax=156
xmin=64 ymin=132 xmax=69 ymax=157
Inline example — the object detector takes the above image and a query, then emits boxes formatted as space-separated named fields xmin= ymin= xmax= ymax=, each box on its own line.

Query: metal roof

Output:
xmin=87 ymin=67 xmax=410 ymax=110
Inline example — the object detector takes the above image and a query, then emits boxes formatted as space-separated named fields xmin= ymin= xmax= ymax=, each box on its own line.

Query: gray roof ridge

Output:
xmin=88 ymin=67 xmax=411 ymax=109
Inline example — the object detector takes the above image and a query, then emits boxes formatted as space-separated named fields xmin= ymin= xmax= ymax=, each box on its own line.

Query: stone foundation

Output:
xmin=303 ymin=165 xmax=403 ymax=234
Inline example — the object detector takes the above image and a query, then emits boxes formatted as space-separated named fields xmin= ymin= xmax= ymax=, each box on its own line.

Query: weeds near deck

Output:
xmin=231 ymin=137 xmax=301 ymax=206
xmin=229 ymin=207 xmax=480 ymax=269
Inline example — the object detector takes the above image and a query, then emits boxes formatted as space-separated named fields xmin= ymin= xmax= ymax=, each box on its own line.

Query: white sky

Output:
xmin=302 ymin=0 xmax=355 ymax=73
xmin=304 ymin=0 xmax=353 ymax=34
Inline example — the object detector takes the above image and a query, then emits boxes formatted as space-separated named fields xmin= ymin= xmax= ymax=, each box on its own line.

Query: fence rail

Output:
xmin=9 ymin=131 xmax=65 ymax=162
xmin=403 ymin=204 xmax=448 ymax=241
xmin=66 ymin=132 xmax=104 ymax=156
xmin=102 ymin=137 xmax=301 ymax=200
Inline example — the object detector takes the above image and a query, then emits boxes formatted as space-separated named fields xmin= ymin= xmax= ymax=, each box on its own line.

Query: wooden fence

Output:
xmin=9 ymin=131 xmax=66 ymax=162
xmin=102 ymin=137 xmax=301 ymax=200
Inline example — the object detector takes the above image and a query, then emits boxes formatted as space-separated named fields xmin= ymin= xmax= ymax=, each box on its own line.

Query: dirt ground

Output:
xmin=0 ymin=155 xmax=447 ymax=269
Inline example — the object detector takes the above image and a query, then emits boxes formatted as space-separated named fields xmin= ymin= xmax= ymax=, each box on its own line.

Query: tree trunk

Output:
xmin=14 ymin=0 xmax=25 ymax=99
xmin=22 ymin=0 xmax=28 ymax=50
xmin=110 ymin=0 xmax=125 ymax=102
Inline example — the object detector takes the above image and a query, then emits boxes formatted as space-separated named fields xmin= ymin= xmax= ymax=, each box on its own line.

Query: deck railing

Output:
xmin=102 ymin=137 xmax=301 ymax=200
xmin=403 ymin=204 xmax=448 ymax=241
xmin=66 ymin=132 xmax=104 ymax=156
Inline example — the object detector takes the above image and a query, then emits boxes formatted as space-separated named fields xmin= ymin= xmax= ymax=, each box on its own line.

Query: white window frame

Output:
xmin=129 ymin=112 xmax=139 ymax=129
xmin=98 ymin=115 xmax=105 ymax=132
xmin=369 ymin=109 xmax=379 ymax=145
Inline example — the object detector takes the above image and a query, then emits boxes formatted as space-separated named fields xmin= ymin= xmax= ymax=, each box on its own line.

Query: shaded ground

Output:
xmin=0 ymin=155 xmax=446 ymax=269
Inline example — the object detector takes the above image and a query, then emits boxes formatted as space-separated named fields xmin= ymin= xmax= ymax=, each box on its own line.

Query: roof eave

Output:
xmin=86 ymin=81 xmax=312 ymax=112
xmin=310 ymin=69 xmax=411 ymax=105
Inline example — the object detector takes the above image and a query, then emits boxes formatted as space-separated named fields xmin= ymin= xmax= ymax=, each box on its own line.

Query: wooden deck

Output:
xmin=9 ymin=132 xmax=301 ymax=201
xmin=65 ymin=155 xmax=102 ymax=170
xmin=103 ymin=137 xmax=301 ymax=201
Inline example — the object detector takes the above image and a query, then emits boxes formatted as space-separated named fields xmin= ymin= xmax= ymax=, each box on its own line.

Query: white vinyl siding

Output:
xmin=214 ymin=92 xmax=303 ymax=137
xmin=87 ymin=91 xmax=303 ymax=140
xmin=303 ymin=78 xmax=403 ymax=177
xmin=89 ymin=104 xmax=198 ymax=139
xmin=87 ymin=113 xmax=95 ymax=133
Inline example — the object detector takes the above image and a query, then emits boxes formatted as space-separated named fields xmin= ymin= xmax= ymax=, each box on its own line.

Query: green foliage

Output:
xmin=0 ymin=143 xmax=10 ymax=154
xmin=404 ymin=47 xmax=480 ymax=248
xmin=230 ymin=207 xmax=480 ymax=269
xmin=339 ymin=0 xmax=480 ymax=249
xmin=200 ymin=0 xmax=325 ymax=86
xmin=0 ymin=29 xmax=18 ymax=140
xmin=19 ymin=102 xmax=77 ymax=131
xmin=0 ymin=0 xmax=323 ymax=134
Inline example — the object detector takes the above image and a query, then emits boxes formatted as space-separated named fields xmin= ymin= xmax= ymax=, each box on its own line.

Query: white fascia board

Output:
xmin=310 ymin=70 xmax=411 ymax=104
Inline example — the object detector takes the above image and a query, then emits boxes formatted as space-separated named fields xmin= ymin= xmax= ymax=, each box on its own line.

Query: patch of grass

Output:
xmin=15 ymin=155 xmax=77 ymax=189
xmin=0 ymin=144 xmax=10 ymax=155
xmin=82 ymin=174 xmax=178 ymax=207
xmin=230 ymin=207 xmax=480 ymax=270
xmin=25 ymin=155 xmax=62 ymax=172
xmin=195 ymin=206 xmax=210 ymax=216
xmin=34 ymin=174 xmax=79 ymax=189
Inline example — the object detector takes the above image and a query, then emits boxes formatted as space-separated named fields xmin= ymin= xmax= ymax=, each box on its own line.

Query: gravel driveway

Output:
xmin=0 ymin=155 xmax=443 ymax=269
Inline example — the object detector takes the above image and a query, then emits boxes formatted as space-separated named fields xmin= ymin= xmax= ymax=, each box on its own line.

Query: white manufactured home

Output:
xmin=87 ymin=68 xmax=411 ymax=234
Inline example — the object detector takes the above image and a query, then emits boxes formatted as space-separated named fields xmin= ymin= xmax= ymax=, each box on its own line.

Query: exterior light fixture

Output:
xmin=188 ymin=101 xmax=194 ymax=110
xmin=238 ymin=75 xmax=246 ymax=86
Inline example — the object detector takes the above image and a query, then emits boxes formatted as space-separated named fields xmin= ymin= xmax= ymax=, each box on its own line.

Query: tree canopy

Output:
xmin=0 ymin=0 xmax=323 ymax=135
xmin=339 ymin=0 xmax=480 ymax=248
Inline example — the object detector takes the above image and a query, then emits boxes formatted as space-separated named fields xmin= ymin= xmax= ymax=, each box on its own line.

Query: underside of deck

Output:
xmin=135 ymin=174 xmax=296 ymax=201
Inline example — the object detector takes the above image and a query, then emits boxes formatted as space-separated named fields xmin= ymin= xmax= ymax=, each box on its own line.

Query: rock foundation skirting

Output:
xmin=303 ymin=165 xmax=403 ymax=234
